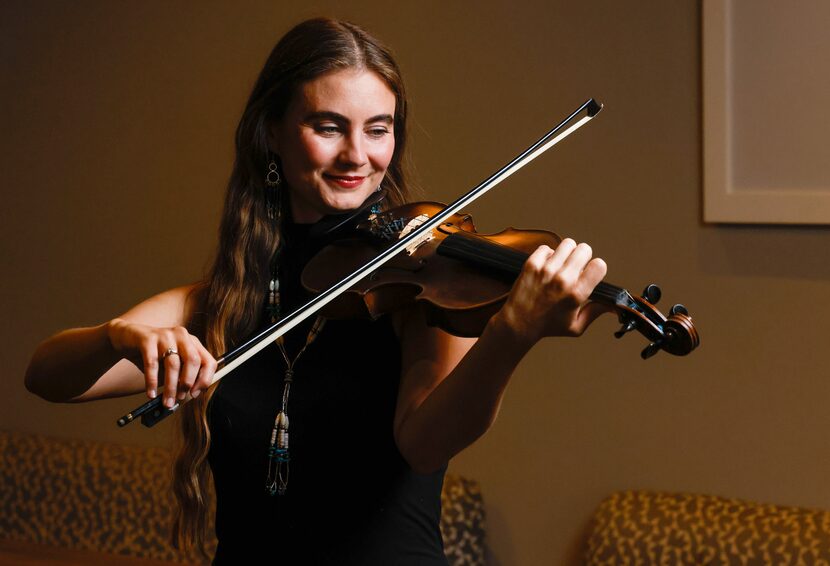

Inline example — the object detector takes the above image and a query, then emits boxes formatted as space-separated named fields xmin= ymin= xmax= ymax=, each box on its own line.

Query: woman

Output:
xmin=25 ymin=18 xmax=608 ymax=565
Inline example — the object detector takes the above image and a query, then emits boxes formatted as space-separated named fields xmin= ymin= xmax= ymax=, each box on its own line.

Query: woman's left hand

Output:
xmin=493 ymin=237 xmax=610 ymax=347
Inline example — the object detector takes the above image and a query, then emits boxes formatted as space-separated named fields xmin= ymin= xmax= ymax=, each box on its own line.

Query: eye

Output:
xmin=314 ymin=123 xmax=342 ymax=136
xmin=366 ymin=126 xmax=391 ymax=139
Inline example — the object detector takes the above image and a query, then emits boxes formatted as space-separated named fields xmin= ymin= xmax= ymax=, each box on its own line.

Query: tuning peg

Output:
xmin=614 ymin=320 xmax=637 ymax=338
xmin=669 ymin=304 xmax=688 ymax=316
xmin=641 ymin=284 xmax=662 ymax=304
xmin=641 ymin=341 xmax=662 ymax=359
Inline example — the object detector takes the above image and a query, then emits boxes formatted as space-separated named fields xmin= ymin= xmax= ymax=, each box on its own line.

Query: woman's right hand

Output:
xmin=107 ymin=318 xmax=218 ymax=407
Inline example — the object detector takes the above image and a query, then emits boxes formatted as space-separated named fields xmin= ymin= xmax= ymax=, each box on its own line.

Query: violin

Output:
xmin=117 ymin=98 xmax=698 ymax=430
xmin=303 ymin=202 xmax=699 ymax=358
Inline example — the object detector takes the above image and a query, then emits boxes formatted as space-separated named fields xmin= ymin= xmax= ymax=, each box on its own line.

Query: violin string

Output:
xmin=439 ymin=231 xmax=633 ymax=308
xmin=438 ymin=232 xmax=525 ymax=275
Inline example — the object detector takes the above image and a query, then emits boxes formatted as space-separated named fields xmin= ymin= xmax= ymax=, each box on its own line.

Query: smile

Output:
xmin=323 ymin=173 xmax=366 ymax=189
xmin=323 ymin=174 xmax=366 ymax=189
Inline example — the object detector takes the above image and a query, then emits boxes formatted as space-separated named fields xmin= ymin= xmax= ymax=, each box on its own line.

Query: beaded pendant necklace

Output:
xmin=264 ymin=252 xmax=325 ymax=496
xmin=263 ymin=192 xmax=382 ymax=495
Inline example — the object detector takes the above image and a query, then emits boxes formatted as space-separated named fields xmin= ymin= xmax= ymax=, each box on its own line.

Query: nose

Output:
xmin=339 ymin=132 xmax=368 ymax=168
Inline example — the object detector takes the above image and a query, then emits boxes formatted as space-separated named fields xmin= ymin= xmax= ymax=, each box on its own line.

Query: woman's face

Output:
xmin=272 ymin=68 xmax=397 ymax=223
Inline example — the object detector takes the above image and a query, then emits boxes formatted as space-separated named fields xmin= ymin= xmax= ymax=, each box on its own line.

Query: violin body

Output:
xmin=303 ymin=202 xmax=547 ymax=336
xmin=303 ymin=202 xmax=700 ymax=358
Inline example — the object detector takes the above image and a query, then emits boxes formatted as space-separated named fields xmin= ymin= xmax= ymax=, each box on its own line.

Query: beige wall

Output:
xmin=4 ymin=1 xmax=829 ymax=565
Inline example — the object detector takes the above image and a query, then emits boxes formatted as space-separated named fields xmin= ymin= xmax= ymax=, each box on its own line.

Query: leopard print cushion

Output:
xmin=441 ymin=473 xmax=486 ymax=565
xmin=584 ymin=490 xmax=830 ymax=565
xmin=0 ymin=430 xmax=485 ymax=565
xmin=0 ymin=429 xmax=195 ymax=562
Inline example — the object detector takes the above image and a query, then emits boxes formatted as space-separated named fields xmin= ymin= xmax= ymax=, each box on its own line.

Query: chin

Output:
xmin=326 ymin=193 xmax=373 ymax=213
xmin=290 ymin=185 xmax=375 ymax=223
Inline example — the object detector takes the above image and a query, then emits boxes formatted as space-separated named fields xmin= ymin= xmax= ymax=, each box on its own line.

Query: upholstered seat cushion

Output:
xmin=0 ymin=430 xmax=485 ymax=565
xmin=585 ymin=490 xmax=830 ymax=564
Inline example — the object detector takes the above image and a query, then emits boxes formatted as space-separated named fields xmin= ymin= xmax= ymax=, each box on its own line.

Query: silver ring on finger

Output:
xmin=162 ymin=347 xmax=180 ymax=360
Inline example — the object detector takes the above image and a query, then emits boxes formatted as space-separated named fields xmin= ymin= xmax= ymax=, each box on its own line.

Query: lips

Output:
xmin=323 ymin=174 xmax=366 ymax=189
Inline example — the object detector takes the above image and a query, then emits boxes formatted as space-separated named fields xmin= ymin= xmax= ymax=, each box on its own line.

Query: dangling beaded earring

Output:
xmin=265 ymin=155 xmax=282 ymax=221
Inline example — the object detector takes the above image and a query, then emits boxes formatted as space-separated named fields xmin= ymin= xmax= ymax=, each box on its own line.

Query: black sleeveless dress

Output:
xmin=207 ymin=222 xmax=448 ymax=565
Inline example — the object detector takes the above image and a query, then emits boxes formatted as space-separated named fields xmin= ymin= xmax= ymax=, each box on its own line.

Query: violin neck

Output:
xmin=437 ymin=230 xmax=628 ymax=307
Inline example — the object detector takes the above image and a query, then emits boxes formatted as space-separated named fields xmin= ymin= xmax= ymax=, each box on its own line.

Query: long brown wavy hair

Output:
xmin=171 ymin=18 xmax=413 ymax=558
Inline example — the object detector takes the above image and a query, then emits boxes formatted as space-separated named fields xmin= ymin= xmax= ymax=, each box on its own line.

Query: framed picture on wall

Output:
xmin=703 ymin=0 xmax=830 ymax=224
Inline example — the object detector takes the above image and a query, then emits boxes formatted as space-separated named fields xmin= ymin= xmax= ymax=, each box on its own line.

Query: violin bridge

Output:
xmin=399 ymin=214 xmax=434 ymax=255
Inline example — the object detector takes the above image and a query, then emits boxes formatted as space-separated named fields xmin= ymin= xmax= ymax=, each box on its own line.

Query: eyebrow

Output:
xmin=304 ymin=111 xmax=394 ymax=125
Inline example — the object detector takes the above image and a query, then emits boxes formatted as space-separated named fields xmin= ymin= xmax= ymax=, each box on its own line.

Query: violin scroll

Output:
xmin=662 ymin=309 xmax=699 ymax=356
xmin=613 ymin=286 xmax=700 ymax=359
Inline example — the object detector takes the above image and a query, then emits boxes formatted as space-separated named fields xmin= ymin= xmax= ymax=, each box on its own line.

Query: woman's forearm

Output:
xmin=25 ymin=321 xmax=125 ymax=402
xmin=394 ymin=313 xmax=534 ymax=474
xmin=25 ymin=285 xmax=214 ymax=405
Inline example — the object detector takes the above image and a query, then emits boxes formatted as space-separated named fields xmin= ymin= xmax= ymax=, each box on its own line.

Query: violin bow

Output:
xmin=117 ymin=99 xmax=603 ymax=428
